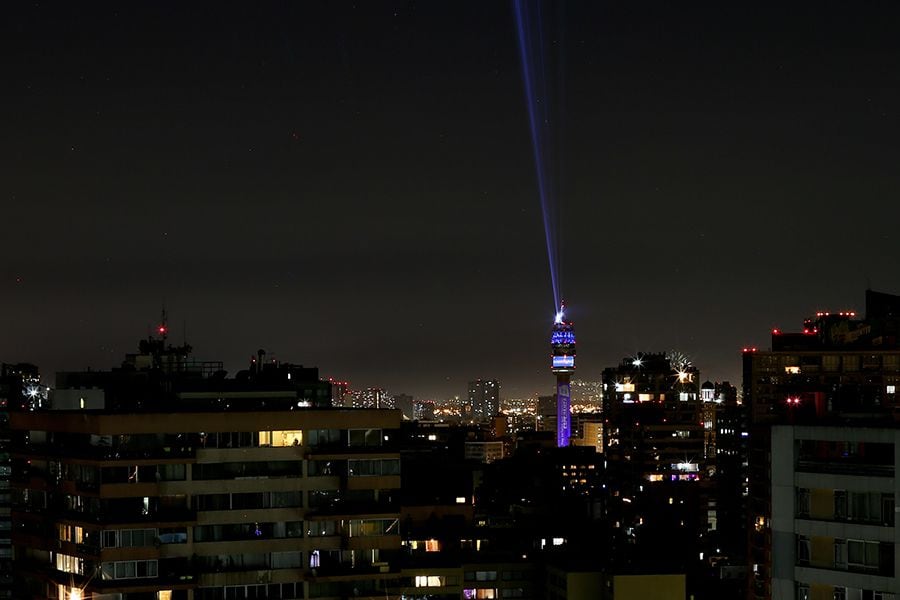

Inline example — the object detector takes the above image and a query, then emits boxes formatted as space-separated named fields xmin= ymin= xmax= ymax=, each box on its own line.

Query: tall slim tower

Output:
xmin=550 ymin=302 xmax=576 ymax=447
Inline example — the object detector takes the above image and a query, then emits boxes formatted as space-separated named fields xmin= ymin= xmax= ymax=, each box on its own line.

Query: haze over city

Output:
xmin=5 ymin=3 xmax=900 ymax=399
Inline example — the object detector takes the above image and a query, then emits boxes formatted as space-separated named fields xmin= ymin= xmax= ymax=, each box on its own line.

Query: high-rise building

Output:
xmin=0 ymin=364 xmax=37 ymax=599
xmin=10 ymin=334 xmax=402 ymax=600
xmin=327 ymin=379 xmax=350 ymax=407
xmin=602 ymin=352 xmax=703 ymax=484
xmin=351 ymin=387 xmax=387 ymax=409
xmin=415 ymin=400 xmax=435 ymax=421
xmin=467 ymin=380 xmax=500 ymax=421
xmin=744 ymin=290 xmax=900 ymax=600
xmin=601 ymin=352 xmax=706 ymax=576
xmin=770 ymin=425 xmax=897 ymax=600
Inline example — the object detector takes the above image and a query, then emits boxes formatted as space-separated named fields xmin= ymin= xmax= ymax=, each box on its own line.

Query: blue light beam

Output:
xmin=513 ymin=0 xmax=561 ymax=312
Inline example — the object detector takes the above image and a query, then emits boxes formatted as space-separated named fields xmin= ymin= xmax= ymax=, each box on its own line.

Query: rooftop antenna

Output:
xmin=157 ymin=306 xmax=168 ymax=342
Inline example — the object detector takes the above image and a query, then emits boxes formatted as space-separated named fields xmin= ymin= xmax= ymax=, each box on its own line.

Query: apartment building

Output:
xmin=771 ymin=425 xmax=898 ymax=600
xmin=11 ymin=405 xmax=402 ymax=600
xmin=9 ymin=336 xmax=403 ymax=600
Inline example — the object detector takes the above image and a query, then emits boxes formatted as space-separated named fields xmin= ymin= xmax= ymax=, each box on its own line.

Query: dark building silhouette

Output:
xmin=467 ymin=380 xmax=500 ymax=421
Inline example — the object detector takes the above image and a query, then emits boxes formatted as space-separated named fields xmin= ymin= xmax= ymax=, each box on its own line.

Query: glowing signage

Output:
xmin=552 ymin=355 xmax=574 ymax=368
xmin=551 ymin=330 xmax=576 ymax=345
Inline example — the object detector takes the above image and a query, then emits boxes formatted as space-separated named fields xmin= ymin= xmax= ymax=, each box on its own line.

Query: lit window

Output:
xmin=785 ymin=366 xmax=800 ymax=374
xmin=425 ymin=539 xmax=440 ymax=552
xmin=259 ymin=430 xmax=302 ymax=447
xmin=887 ymin=385 xmax=896 ymax=395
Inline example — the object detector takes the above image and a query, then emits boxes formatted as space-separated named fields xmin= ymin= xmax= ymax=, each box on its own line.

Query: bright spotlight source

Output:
xmin=554 ymin=311 xmax=564 ymax=324
xmin=678 ymin=371 xmax=688 ymax=382
xmin=70 ymin=590 xmax=83 ymax=600
xmin=632 ymin=358 xmax=642 ymax=367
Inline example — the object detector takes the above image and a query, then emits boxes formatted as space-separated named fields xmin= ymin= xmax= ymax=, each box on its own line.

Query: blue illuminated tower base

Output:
xmin=550 ymin=303 xmax=576 ymax=448
xmin=556 ymin=373 xmax=571 ymax=447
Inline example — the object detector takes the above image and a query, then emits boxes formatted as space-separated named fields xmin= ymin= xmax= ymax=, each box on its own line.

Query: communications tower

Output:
xmin=550 ymin=302 xmax=576 ymax=447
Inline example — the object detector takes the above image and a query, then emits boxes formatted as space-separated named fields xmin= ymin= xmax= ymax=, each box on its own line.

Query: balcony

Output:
xmin=306 ymin=500 xmax=399 ymax=519
xmin=796 ymin=460 xmax=894 ymax=477
xmin=15 ymin=443 xmax=197 ymax=462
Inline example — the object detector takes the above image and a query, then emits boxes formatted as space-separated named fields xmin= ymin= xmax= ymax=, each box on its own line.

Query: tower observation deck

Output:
xmin=551 ymin=303 xmax=576 ymax=447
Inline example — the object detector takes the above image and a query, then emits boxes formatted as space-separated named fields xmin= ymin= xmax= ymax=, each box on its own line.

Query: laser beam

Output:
xmin=513 ymin=0 xmax=562 ymax=312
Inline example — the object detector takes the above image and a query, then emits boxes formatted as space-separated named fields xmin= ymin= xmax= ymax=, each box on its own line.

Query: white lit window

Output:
xmin=55 ymin=553 xmax=84 ymax=575
xmin=415 ymin=575 xmax=444 ymax=587
xmin=887 ymin=385 xmax=896 ymax=395
xmin=785 ymin=366 xmax=801 ymax=374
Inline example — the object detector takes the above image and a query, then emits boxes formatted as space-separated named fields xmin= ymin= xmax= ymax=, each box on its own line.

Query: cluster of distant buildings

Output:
xmin=2 ymin=289 xmax=900 ymax=600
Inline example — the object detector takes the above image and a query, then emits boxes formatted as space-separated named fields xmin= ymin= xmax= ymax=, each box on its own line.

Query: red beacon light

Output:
xmin=157 ymin=325 xmax=167 ymax=335
xmin=772 ymin=328 xmax=780 ymax=335
xmin=786 ymin=396 xmax=801 ymax=405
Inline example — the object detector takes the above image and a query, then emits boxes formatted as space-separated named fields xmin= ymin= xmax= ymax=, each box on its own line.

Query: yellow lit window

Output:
xmin=259 ymin=430 xmax=303 ymax=447
xmin=425 ymin=539 xmax=440 ymax=552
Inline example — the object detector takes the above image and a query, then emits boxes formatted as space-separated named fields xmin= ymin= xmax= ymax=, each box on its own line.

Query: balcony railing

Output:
xmin=797 ymin=460 xmax=894 ymax=477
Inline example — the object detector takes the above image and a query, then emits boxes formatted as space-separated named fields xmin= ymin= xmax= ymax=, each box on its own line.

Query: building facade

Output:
xmin=745 ymin=291 xmax=900 ymax=600
xmin=771 ymin=425 xmax=897 ymax=600
xmin=10 ymin=338 xmax=403 ymax=600
xmin=467 ymin=381 xmax=500 ymax=422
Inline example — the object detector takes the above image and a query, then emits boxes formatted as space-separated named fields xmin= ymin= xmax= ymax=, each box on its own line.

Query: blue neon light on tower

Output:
xmin=551 ymin=302 xmax=576 ymax=447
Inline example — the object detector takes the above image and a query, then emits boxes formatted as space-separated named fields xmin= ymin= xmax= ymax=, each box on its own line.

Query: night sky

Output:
xmin=4 ymin=2 xmax=900 ymax=399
